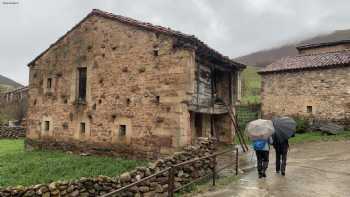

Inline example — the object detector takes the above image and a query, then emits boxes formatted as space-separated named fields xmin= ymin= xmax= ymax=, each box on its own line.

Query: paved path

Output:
xmin=196 ymin=140 xmax=350 ymax=197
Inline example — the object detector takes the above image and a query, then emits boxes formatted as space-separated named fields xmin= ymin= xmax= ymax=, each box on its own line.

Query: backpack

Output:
xmin=253 ymin=139 xmax=267 ymax=150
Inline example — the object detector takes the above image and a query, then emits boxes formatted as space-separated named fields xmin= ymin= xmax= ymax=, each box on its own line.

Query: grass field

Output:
xmin=289 ymin=130 xmax=350 ymax=144
xmin=241 ymin=66 xmax=261 ymax=104
xmin=0 ymin=139 xmax=146 ymax=187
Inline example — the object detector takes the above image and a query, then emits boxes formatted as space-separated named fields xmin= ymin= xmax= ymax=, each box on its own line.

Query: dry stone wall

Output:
xmin=0 ymin=126 xmax=25 ymax=139
xmin=261 ymin=67 xmax=350 ymax=127
xmin=0 ymin=138 xmax=216 ymax=197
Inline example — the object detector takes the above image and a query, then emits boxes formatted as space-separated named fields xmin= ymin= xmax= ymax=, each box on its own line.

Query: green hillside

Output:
xmin=241 ymin=66 xmax=261 ymax=104
xmin=0 ymin=84 xmax=13 ymax=93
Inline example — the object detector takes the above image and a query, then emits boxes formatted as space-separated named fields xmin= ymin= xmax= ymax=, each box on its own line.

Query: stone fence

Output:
xmin=0 ymin=126 xmax=26 ymax=139
xmin=0 ymin=138 xmax=217 ymax=197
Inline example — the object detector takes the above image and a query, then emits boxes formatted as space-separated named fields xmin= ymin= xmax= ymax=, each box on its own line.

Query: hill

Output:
xmin=241 ymin=66 xmax=261 ymax=104
xmin=235 ymin=29 xmax=350 ymax=67
xmin=0 ymin=74 xmax=23 ymax=92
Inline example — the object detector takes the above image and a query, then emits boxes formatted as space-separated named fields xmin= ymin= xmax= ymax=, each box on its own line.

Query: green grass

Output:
xmin=0 ymin=139 xmax=146 ymax=187
xmin=241 ymin=66 xmax=261 ymax=104
xmin=0 ymin=84 xmax=13 ymax=93
xmin=290 ymin=131 xmax=350 ymax=144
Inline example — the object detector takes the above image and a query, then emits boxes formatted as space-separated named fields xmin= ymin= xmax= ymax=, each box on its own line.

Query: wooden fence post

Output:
xmin=235 ymin=147 xmax=239 ymax=175
xmin=168 ymin=166 xmax=175 ymax=197
xmin=212 ymin=155 xmax=216 ymax=186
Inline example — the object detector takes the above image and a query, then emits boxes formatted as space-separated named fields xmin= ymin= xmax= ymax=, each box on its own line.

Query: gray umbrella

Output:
xmin=272 ymin=117 xmax=296 ymax=142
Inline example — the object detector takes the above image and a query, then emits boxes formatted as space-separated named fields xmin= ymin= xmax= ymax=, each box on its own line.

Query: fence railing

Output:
xmin=100 ymin=147 xmax=240 ymax=197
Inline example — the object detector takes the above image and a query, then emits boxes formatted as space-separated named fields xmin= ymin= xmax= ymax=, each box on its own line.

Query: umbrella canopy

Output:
xmin=245 ymin=119 xmax=275 ymax=140
xmin=272 ymin=117 xmax=296 ymax=142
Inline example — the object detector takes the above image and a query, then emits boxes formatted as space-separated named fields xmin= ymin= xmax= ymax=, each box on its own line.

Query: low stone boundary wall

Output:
xmin=0 ymin=126 xmax=25 ymax=139
xmin=25 ymin=138 xmax=168 ymax=160
xmin=0 ymin=138 xmax=216 ymax=197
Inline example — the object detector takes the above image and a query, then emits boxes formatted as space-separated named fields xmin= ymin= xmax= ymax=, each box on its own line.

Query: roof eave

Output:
xmin=258 ymin=63 xmax=350 ymax=74
xmin=296 ymin=40 xmax=350 ymax=50
xmin=27 ymin=9 xmax=243 ymax=70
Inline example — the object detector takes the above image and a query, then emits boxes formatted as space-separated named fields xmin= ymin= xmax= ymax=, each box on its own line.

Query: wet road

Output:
xmin=196 ymin=140 xmax=350 ymax=197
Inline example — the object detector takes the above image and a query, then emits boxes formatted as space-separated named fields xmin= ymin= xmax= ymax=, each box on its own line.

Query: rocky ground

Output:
xmin=194 ymin=140 xmax=350 ymax=197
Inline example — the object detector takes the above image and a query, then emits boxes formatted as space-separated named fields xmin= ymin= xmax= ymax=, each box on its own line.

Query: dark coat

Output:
xmin=272 ymin=133 xmax=289 ymax=153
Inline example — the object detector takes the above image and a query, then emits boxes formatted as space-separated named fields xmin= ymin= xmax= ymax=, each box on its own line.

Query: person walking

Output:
xmin=271 ymin=117 xmax=297 ymax=177
xmin=272 ymin=133 xmax=292 ymax=176
xmin=253 ymin=136 xmax=273 ymax=178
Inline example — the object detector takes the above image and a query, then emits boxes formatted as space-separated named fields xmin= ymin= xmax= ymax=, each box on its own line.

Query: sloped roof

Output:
xmin=259 ymin=50 xmax=350 ymax=74
xmin=297 ymin=30 xmax=350 ymax=50
xmin=28 ymin=9 xmax=245 ymax=70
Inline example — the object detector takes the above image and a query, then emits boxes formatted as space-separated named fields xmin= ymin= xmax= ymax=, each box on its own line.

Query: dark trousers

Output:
xmin=255 ymin=150 xmax=269 ymax=175
xmin=275 ymin=147 xmax=288 ymax=173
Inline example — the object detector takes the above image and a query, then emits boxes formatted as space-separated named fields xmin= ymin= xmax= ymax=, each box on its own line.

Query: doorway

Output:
xmin=194 ymin=113 xmax=203 ymax=137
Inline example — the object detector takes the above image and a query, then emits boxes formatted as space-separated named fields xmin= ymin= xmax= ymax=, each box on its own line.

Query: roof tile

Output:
xmin=259 ymin=50 xmax=350 ymax=73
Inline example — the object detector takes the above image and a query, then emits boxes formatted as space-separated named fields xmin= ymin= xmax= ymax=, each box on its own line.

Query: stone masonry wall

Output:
xmin=261 ymin=66 xmax=350 ymax=127
xmin=0 ymin=126 xmax=26 ymax=139
xmin=26 ymin=14 xmax=195 ymax=157
xmin=0 ymin=138 xmax=216 ymax=197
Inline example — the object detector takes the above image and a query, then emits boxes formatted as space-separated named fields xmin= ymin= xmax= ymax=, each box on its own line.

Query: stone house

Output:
xmin=259 ymin=39 xmax=350 ymax=128
xmin=26 ymin=9 xmax=245 ymax=158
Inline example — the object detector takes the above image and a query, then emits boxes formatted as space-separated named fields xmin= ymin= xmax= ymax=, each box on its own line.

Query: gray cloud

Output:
xmin=1 ymin=0 xmax=350 ymax=85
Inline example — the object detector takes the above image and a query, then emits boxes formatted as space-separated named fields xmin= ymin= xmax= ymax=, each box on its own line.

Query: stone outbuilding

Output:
xmin=26 ymin=9 xmax=245 ymax=158
xmin=259 ymin=39 xmax=350 ymax=128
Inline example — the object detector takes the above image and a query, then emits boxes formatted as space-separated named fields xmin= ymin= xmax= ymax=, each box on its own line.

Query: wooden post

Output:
xmin=212 ymin=155 xmax=216 ymax=186
xmin=235 ymin=147 xmax=239 ymax=175
xmin=168 ymin=166 xmax=175 ymax=197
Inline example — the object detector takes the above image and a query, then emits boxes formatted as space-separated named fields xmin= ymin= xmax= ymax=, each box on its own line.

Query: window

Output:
xmin=78 ymin=68 xmax=87 ymax=102
xmin=126 ymin=98 xmax=131 ymax=106
xmin=44 ymin=121 xmax=50 ymax=132
xmin=307 ymin=106 xmax=313 ymax=113
xmin=47 ymin=78 xmax=52 ymax=89
xmin=153 ymin=49 xmax=159 ymax=56
xmin=80 ymin=122 xmax=86 ymax=135
xmin=119 ymin=125 xmax=126 ymax=137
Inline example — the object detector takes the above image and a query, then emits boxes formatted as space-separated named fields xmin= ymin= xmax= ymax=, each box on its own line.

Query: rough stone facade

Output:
xmin=26 ymin=10 xmax=244 ymax=158
xmin=261 ymin=43 xmax=350 ymax=128
xmin=0 ymin=138 xmax=216 ymax=197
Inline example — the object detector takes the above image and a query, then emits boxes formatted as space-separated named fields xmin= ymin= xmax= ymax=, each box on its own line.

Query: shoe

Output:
xmin=258 ymin=173 xmax=263 ymax=178
xmin=281 ymin=172 xmax=285 ymax=176
xmin=276 ymin=171 xmax=280 ymax=174
xmin=263 ymin=173 xmax=267 ymax=178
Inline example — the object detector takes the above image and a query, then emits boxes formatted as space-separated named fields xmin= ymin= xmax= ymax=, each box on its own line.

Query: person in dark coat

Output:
xmin=272 ymin=133 xmax=290 ymax=176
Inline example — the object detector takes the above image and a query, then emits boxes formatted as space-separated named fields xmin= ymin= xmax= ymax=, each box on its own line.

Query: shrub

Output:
xmin=295 ymin=117 xmax=310 ymax=133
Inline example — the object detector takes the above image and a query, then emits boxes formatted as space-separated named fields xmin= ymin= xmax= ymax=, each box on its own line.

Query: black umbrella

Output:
xmin=272 ymin=117 xmax=296 ymax=142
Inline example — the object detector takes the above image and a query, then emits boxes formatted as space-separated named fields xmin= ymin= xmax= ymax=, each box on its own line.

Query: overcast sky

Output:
xmin=1 ymin=0 xmax=350 ymax=85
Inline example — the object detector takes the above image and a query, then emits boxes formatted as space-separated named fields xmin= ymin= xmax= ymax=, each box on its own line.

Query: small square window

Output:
xmin=119 ymin=125 xmax=126 ymax=137
xmin=153 ymin=49 xmax=159 ymax=56
xmin=307 ymin=106 xmax=313 ymax=113
xmin=47 ymin=78 xmax=52 ymax=89
xmin=44 ymin=121 xmax=50 ymax=132
xmin=80 ymin=122 xmax=86 ymax=135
